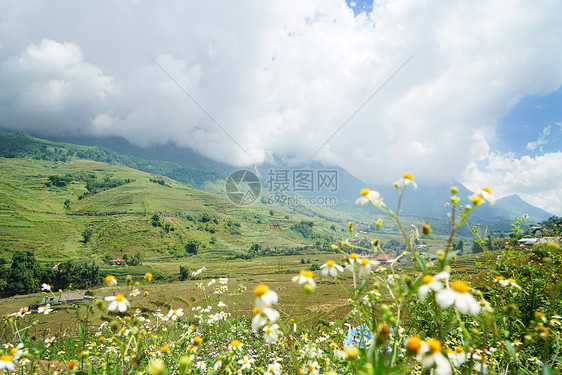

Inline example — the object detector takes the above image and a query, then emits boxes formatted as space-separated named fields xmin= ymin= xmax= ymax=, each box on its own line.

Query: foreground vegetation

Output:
xmin=1 ymin=175 xmax=560 ymax=374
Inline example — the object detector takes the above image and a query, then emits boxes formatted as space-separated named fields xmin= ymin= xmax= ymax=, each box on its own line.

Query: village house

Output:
xmin=39 ymin=291 xmax=98 ymax=307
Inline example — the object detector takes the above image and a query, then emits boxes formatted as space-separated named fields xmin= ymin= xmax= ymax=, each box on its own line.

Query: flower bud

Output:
xmin=422 ymin=221 xmax=431 ymax=236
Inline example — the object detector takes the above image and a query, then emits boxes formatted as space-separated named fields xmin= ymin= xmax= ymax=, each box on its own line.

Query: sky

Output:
xmin=0 ymin=0 xmax=561 ymax=215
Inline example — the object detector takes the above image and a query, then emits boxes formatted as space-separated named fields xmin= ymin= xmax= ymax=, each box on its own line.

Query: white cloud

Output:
xmin=0 ymin=0 xmax=561 ymax=210
xmin=462 ymin=151 xmax=562 ymax=215
xmin=526 ymin=125 xmax=551 ymax=151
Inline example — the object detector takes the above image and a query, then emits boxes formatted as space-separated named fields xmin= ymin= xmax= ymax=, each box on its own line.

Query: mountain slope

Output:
xmin=0 ymin=157 xmax=341 ymax=261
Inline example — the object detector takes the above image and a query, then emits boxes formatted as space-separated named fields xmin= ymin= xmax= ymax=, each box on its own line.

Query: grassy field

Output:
xmin=0 ymin=249 xmax=498 ymax=338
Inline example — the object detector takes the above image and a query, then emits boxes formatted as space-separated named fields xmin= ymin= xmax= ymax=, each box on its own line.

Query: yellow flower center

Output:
xmin=406 ymin=336 xmax=422 ymax=353
xmin=450 ymin=280 xmax=469 ymax=293
xmin=252 ymin=306 xmax=261 ymax=314
xmin=231 ymin=340 xmax=242 ymax=348
xmin=326 ymin=260 xmax=335 ymax=267
xmin=425 ymin=338 xmax=442 ymax=353
xmin=308 ymin=364 xmax=316 ymax=371
xmin=115 ymin=294 xmax=125 ymax=302
xmin=482 ymin=186 xmax=492 ymax=194
xmin=300 ymin=270 xmax=314 ymax=278
xmin=68 ymin=360 xmax=77 ymax=369
xmin=160 ymin=344 xmax=169 ymax=353
xmin=344 ymin=346 xmax=359 ymax=358
xmin=269 ymin=368 xmax=275 ymax=373
xmin=265 ymin=327 xmax=272 ymax=334
xmin=471 ymin=195 xmax=483 ymax=205
xmin=361 ymin=258 xmax=370 ymax=266
xmin=145 ymin=273 xmax=153 ymax=280
xmin=350 ymin=253 xmax=359 ymax=260
xmin=403 ymin=173 xmax=414 ymax=180
xmin=193 ymin=336 xmax=202 ymax=345
xmin=534 ymin=311 xmax=545 ymax=318
xmin=507 ymin=278 xmax=517 ymax=284
xmin=373 ymin=289 xmax=379 ymax=294
xmin=360 ymin=188 xmax=370 ymax=196
xmin=254 ymin=284 xmax=269 ymax=297
xmin=494 ymin=276 xmax=504 ymax=281
xmin=422 ymin=275 xmax=434 ymax=285
xmin=455 ymin=346 xmax=464 ymax=353
xmin=105 ymin=275 xmax=115 ymax=284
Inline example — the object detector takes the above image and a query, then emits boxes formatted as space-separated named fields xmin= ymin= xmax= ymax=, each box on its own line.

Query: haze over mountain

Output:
xmin=5 ymin=130 xmax=552 ymax=229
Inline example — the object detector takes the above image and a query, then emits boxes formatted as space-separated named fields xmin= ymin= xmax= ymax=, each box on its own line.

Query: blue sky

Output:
xmin=494 ymin=87 xmax=562 ymax=157
xmin=0 ymin=0 xmax=561 ymax=214
xmin=346 ymin=0 xmax=373 ymax=16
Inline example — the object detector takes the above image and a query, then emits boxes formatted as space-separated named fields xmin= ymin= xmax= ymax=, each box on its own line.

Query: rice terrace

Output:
xmin=1 ymin=1 xmax=562 ymax=374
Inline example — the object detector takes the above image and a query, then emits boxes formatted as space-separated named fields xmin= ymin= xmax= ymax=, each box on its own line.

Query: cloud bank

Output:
xmin=1 ymin=0 xmax=561 ymax=213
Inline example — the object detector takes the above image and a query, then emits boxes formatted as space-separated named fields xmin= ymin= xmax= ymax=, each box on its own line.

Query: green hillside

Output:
xmin=0 ymin=157 xmax=344 ymax=262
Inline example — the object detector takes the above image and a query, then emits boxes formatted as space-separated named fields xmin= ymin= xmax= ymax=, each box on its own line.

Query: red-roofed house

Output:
xmin=113 ymin=258 xmax=126 ymax=266
xmin=376 ymin=254 xmax=393 ymax=263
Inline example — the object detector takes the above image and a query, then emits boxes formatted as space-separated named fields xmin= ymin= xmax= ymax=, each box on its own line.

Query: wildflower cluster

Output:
xmin=0 ymin=173 xmax=560 ymax=374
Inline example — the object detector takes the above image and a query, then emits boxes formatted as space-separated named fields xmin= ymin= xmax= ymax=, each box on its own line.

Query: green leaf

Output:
xmin=414 ymin=253 xmax=427 ymax=274
xmin=78 ymin=323 xmax=85 ymax=336
xmin=503 ymin=340 xmax=517 ymax=362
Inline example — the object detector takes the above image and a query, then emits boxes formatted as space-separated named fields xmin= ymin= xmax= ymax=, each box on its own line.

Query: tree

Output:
xmin=185 ymin=240 xmax=200 ymax=255
xmin=250 ymin=243 xmax=261 ymax=253
xmin=140 ymin=200 xmax=149 ymax=216
xmin=8 ymin=251 xmax=43 ymax=295
xmin=151 ymin=214 xmax=162 ymax=227
xmin=127 ymin=251 xmax=143 ymax=266
xmin=82 ymin=227 xmax=93 ymax=243
xmin=179 ymin=265 xmax=189 ymax=281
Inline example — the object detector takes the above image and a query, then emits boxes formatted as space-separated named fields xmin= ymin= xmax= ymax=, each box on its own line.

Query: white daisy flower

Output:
xmin=357 ymin=258 xmax=379 ymax=279
xmin=447 ymin=347 xmax=466 ymax=367
xmin=478 ymin=187 xmax=495 ymax=205
xmin=16 ymin=307 xmax=31 ymax=318
xmin=395 ymin=173 xmax=418 ymax=190
xmin=105 ymin=275 xmax=117 ymax=286
xmin=303 ymin=360 xmax=320 ymax=375
xmin=494 ymin=276 xmax=521 ymax=289
xmin=320 ymin=260 xmax=343 ymax=277
xmin=252 ymin=306 xmax=280 ymax=330
xmin=41 ymin=283 xmax=52 ymax=292
xmin=356 ymin=188 xmax=385 ymax=206
xmin=238 ymin=356 xmax=255 ymax=370
xmin=0 ymin=355 xmax=15 ymax=372
xmin=436 ymin=280 xmax=481 ymax=315
xmin=265 ymin=362 xmax=282 ymax=375
xmin=105 ymin=294 xmax=130 ymax=312
xmin=254 ymin=284 xmax=278 ymax=307
xmin=292 ymin=270 xmax=316 ymax=290
xmin=407 ymin=337 xmax=451 ymax=375
xmin=263 ymin=323 xmax=281 ymax=343
xmin=167 ymin=308 xmax=184 ymax=320
xmin=38 ymin=304 xmax=53 ymax=315
xmin=418 ymin=272 xmax=450 ymax=300
xmin=129 ymin=289 xmax=140 ymax=297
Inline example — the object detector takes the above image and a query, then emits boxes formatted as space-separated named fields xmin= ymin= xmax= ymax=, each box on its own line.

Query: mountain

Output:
xmin=1 ymin=130 xmax=554 ymax=230
xmin=0 ymin=155 xmax=344 ymax=261
xmin=0 ymin=130 xmax=226 ymax=189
